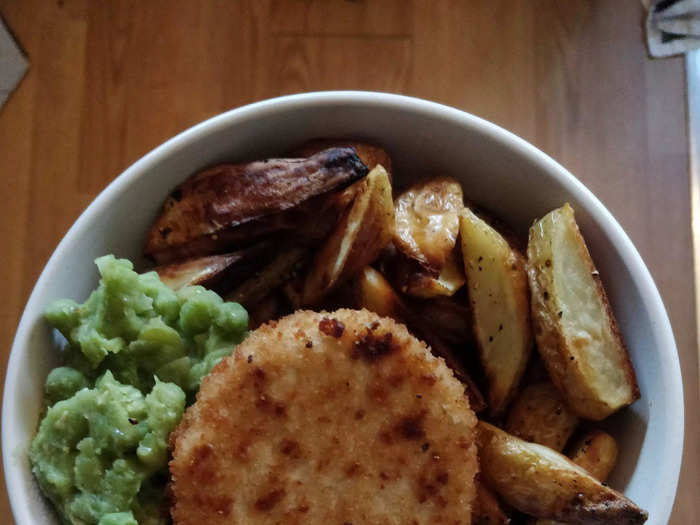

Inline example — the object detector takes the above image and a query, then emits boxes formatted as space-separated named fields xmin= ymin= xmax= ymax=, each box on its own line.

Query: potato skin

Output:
xmin=145 ymin=148 xmax=367 ymax=264
xmin=476 ymin=422 xmax=647 ymax=525
xmin=292 ymin=138 xmax=393 ymax=177
xmin=505 ymin=381 xmax=579 ymax=452
xmin=526 ymin=204 xmax=639 ymax=420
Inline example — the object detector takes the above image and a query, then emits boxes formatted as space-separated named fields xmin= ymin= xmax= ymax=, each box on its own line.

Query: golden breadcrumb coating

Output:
xmin=170 ymin=309 xmax=478 ymax=524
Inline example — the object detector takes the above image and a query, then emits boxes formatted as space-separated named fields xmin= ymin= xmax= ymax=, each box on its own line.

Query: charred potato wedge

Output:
xmin=567 ymin=430 xmax=619 ymax=482
xmin=477 ymin=422 xmax=647 ymax=525
xmin=394 ymin=177 xmax=464 ymax=272
xmin=460 ymin=208 xmax=533 ymax=416
xmin=292 ymin=138 xmax=393 ymax=176
xmin=505 ymin=381 xmax=579 ymax=452
xmin=300 ymin=165 xmax=394 ymax=305
xmin=226 ymin=247 xmax=309 ymax=307
xmin=155 ymin=243 xmax=273 ymax=293
xmin=145 ymin=147 xmax=368 ymax=263
xmin=473 ymin=478 xmax=511 ymax=525
xmin=527 ymin=204 xmax=640 ymax=420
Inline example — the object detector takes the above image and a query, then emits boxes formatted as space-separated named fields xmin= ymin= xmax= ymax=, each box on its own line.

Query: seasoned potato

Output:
xmin=505 ymin=381 xmax=579 ymax=452
xmin=527 ymin=204 xmax=640 ymax=420
xmin=568 ymin=430 xmax=619 ymax=482
xmin=394 ymin=177 xmax=464 ymax=272
xmin=473 ymin=478 xmax=511 ymax=525
xmin=292 ymin=138 xmax=393 ymax=176
xmin=477 ymin=422 xmax=647 ymax=525
xmin=535 ymin=430 xmax=619 ymax=525
xmin=350 ymin=266 xmax=487 ymax=414
xmin=460 ymin=208 xmax=533 ymax=416
xmin=155 ymin=243 xmax=273 ymax=293
xmin=226 ymin=247 xmax=308 ymax=307
xmin=145 ymin=148 xmax=368 ymax=264
xmin=300 ymin=165 xmax=394 ymax=305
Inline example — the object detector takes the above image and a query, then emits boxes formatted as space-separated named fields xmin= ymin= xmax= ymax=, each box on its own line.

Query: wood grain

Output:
xmin=0 ymin=1 xmax=696 ymax=523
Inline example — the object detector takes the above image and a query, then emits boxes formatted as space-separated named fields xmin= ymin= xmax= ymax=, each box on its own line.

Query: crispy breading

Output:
xmin=170 ymin=309 xmax=478 ymax=525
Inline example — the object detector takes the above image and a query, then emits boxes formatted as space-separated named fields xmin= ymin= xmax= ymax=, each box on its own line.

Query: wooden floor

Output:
xmin=0 ymin=1 xmax=697 ymax=523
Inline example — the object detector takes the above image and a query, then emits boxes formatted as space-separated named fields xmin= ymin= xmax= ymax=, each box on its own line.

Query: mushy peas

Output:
xmin=29 ymin=255 xmax=248 ymax=525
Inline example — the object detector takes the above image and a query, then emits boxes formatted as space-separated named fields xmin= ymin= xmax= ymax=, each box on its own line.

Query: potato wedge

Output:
xmin=300 ymin=165 xmax=394 ymax=305
xmin=460 ymin=208 xmax=533 ymax=416
xmin=568 ymin=430 xmax=619 ymax=482
xmin=477 ymin=422 xmax=647 ymax=525
xmin=535 ymin=430 xmax=619 ymax=525
xmin=505 ymin=381 xmax=579 ymax=452
xmin=473 ymin=478 xmax=511 ymax=525
xmin=154 ymin=242 xmax=273 ymax=293
xmin=226 ymin=247 xmax=309 ymax=307
xmin=351 ymin=266 xmax=487 ymax=413
xmin=527 ymin=204 xmax=640 ymax=420
xmin=145 ymin=147 xmax=368 ymax=263
xmin=292 ymin=138 xmax=393 ymax=176
xmin=394 ymin=177 xmax=464 ymax=272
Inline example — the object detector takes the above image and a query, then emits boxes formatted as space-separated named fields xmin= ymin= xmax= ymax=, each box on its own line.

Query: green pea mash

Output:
xmin=29 ymin=255 xmax=248 ymax=525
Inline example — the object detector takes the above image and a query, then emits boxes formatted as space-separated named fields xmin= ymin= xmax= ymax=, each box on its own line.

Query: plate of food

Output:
xmin=2 ymin=92 xmax=683 ymax=525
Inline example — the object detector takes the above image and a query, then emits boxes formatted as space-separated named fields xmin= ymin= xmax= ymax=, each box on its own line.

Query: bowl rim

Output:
xmin=2 ymin=90 xmax=685 ymax=524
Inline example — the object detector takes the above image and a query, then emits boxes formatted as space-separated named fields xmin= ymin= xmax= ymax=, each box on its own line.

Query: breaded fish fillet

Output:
xmin=170 ymin=309 xmax=478 ymax=524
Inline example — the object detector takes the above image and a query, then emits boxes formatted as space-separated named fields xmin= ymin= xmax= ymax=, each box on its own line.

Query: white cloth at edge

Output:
xmin=0 ymin=16 xmax=29 ymax=109
xmin=645 ymin=0 xmax=700 ymax=57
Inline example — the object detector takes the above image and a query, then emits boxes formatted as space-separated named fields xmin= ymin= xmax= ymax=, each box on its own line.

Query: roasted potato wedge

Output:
xmin=505 ymin=381 xmax=579 ymax=452
xmin=567 ymin=430 xmax=619 ymax=482
xmin=350 ymin=266 xmax=487 ymax=413
xmin=460 ymin=208 xmax=533 ymax=416
xmin=473 ymin=478 xmax=511 ymax=525
xmin=154 ymin=242 xmax=273 ymax=293
xmin=477 ymin=422 xmax=647 ymax=525
xmin=226 ymin=247 xmax=309 ymax=307
xmin=394 ymin=177 xmax=464 ymax=272
xmin=535 ymin=430 xmax=619 ymax=525
xmin=300 ymin=165 xmax=394 ymax=305
xmin=145 ymin=147 xmax=368 ymax=263
xmin=527 ymin=204 xmax=640 ymax=420
xmin=292 ymin=138 xmax=393 ymax=176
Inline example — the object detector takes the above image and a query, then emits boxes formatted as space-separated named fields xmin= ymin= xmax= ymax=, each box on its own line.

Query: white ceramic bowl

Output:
xmin=3 ymin=92 xmax=684 ymax=524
